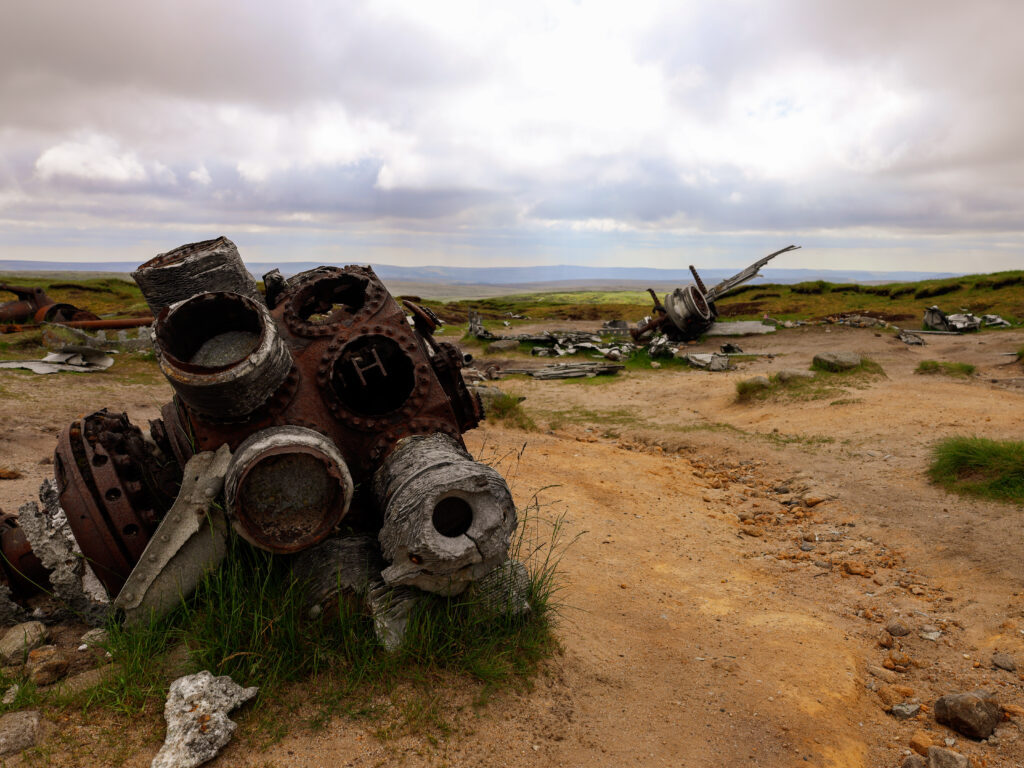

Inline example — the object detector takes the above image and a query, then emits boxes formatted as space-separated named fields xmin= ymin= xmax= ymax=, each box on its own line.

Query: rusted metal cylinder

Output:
xmin=374 ymin=433 xmax=517 ymax=595
xmin=132 ymin=236 xmax=261 ymax=315
xmin=224 ymin=426 xmax=354 ymax=553
xmin=0 ymin=510 xmax=52 ymax=599
xmin=153 ymin=292 xmax=293 ymax=419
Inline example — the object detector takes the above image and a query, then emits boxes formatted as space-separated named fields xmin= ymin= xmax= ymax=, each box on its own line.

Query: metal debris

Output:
xmin=897 ymin=330 xmax=926 ymax=346
xmin=633 ymin=245 xmax=799 ymax=342
xmin=923 ymin=306 xmax=981 ymax=333
xmin=7 ymin=237 xmax=522 ymax=643
xmin=375 ymin=434 xmax=516 ymax=595
xmin=0 ymin=283 xmax=99 ymax=325
xmin=0 ymin=346 xmax=114 ymax=375
xmin=686 ymin=353 xmax=731 ymax=371
xmin=113 ymin=447 xmax=231 ymax=626
xmin=504 ymin=362 xmax=625 ymax=379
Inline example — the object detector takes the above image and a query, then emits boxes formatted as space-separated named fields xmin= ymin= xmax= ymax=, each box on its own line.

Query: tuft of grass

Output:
xmin=96 ymin=492 xmax=566 ymax=739
xmin=915 ymin=360 xmax=976 ymax=377
xmin=487 ymin=393 xmax=536 ymax=431
xmin=810 ymin=357 xmax=885 ymax=376
xmin=929 ymin=436 xmax=1024 ymax=503
xmin=735 ymin=377 xmax=772 ymax=401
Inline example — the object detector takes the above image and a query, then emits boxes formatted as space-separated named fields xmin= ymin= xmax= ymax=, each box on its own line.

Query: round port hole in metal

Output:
xmin=432 ymin=496 xmax=473 ymax=538
xmin=296 ymin=275 xmax=367 ymax=325
xmin=236 ymin=452 xmax=340 ymax=549
xmin=331 ymin=335 xmax=415 ymax=416
xmin=158 ymin=293 xmax=263 ymax=370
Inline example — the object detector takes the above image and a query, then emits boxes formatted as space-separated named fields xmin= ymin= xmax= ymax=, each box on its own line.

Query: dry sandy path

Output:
xmin=0 ymin=325 xmax=1022 ymax=767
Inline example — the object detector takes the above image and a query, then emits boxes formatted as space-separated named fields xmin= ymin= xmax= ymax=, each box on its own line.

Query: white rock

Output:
xmin=150 ymin=671 xmax=257 ymax=768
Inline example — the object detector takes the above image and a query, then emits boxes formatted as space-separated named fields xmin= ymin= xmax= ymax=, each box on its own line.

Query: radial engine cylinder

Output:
xmin=224 ymin=426 xmax=354 ymax=553
xmin=153 ymin=292 xmax=293 ymax=420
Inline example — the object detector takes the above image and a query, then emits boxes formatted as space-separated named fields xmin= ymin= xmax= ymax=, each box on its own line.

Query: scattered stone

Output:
xmin=920 ymin=630 xmax=942 ymax=642
xmin=925 ymin=746 xmax=968 ymax=768
xmin=868 ymin=664 xmax=899 ymax=683
xmin=1003 ymin=702 xmax=1024 ymax=720
xmin=0 ymin=622 xmax=47 ymax=664
xmin=901 ymin=756 xmax=926 ymax=768
xmin=887 ymin=619 xmax=911 ymax=637
xmin=934 ymin=690 xmax=1001 ymax=739
xmin=487 ymin=339 xmax=521 ymax=353
xmin=799 ymin=541 xmax=815 ymax=552
xmin=151 ymin=671 xmax=257 ymax=768
xmin=884 ymin=649 xmax=913 ymax=672
xmin=909 ymin=730 xmax=934 ymax=755
xmin=739 ymin=526 xmax=764 ymax=537
xmin=892 ymin=702 xmax=921 ymax=719
xmin=26 ymin=645 xmax=69 ymax=686
xmin=58 ymin=664 xmax=121 ymax=697
xmin=0 ymin=710 xmax=40 ymax=757
xmin=991 ymin=651 xmax=1016 ymax=672
xmin=878 ymin=630 xmax=894 ymax=649
xmin=813 ymin=351 xmax=862 ymax=371
xmin=775 ymin=369 xmax=815 ymax=382
xmin=1 ymin=685 xmax=17 ymax=706
xmin=80 ymin=628 xmax=109 ymax=647
xmin=650 ymin=361 xmax=662 ymax=369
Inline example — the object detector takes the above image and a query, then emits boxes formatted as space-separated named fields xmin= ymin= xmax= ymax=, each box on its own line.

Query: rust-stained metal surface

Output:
xmin=13 ymin=237 xmax=507 ymax=617
xmin=0 ymin=509 xmax=52 ymax=599
xmin=153 ymin=263 xmax=481 ymax=553
xmin=632 ymin=245 xmax=800 ymax=342
xmin=0 ymin=282 xmax=101 ymax=325
xmin=54 ymin=409 xmax=182 ymax=596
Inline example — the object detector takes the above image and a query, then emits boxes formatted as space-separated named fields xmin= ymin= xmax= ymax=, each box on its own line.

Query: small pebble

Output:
xmin=77 ymin=644 xmax=88 ymax=652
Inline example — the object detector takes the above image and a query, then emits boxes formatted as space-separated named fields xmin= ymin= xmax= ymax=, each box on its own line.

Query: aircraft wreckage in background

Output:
xmin=632 ymin=245 xmax=801 ymax=342
xmin=4 ymin=237 xmax=525 ymax=648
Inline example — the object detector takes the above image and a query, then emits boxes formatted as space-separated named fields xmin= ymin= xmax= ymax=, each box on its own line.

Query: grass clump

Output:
xmin=98 ymin=495 xmax=565 ymax=733
xmin=487 ymin=393 xmax=536 ymax=431
xmin=929 ymin=436 xmax=1024 ymax=503
xmin=810 ymin=356 xmax=885 ymax=376
xmin=915 ymin=360 xmax=976 ymax=377
xmin=735 ymin=376 xmax=772 ymax=401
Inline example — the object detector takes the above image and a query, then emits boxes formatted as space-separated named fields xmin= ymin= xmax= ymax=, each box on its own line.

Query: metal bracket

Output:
xmin=113 ymin=445 xmax=232 ymax=625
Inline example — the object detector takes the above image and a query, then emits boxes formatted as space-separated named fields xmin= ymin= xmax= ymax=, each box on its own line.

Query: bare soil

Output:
xmin=1 ymin=324 xmax=1023 ymax=767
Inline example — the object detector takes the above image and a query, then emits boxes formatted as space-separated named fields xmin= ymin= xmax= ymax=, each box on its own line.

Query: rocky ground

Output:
xmin=0 ymin=323 xmax=1021 ymax=767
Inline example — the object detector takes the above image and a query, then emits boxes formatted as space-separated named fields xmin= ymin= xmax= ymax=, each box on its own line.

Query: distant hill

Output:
xmin=0 ymin=259 xmax=960 ymax=286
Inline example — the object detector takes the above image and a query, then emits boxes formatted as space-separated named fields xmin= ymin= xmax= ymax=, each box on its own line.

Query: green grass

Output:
xmin=915 ymin=360 xmax=976 ymax=377
xmin=810 ymin=357 xmax=885 ymax=376
xmin=90 ymin=500 xmax=565 ymax=742
xmin=929 ymin=436 xmax=1024 ymax=503
xmin=487 ymin=393 xmax=537 ymax=431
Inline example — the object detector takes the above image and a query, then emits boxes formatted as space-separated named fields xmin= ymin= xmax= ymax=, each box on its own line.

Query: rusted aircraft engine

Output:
xmin=43 ymin=237 xmax=514 ymax=613
xmin=0 ymin=283 xmax=99 ymax=325
xmin=632 ymin=245 xmax=800 ymax=342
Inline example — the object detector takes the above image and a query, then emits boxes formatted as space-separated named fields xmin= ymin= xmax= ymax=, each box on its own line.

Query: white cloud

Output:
xmin=34 ymin=134 xmax=146 ymax=183
xmin=188 ymin=164 xmax=211 ymax=185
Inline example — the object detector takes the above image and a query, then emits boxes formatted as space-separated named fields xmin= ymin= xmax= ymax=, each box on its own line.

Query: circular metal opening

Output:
xmin=295 ymin=275 xmax=368 ymax=325
xmin=157 ymin=293 xmax=263 ymax=370
xmin=236 ymin=452 xmax=340 ymax=550
xmin=684 ymin=285 xmax=711 ymax=320
xmin=432 ymin=496 xmax=473 ymax=538
xmin=331 ymin=335 xmax=415 ymax=416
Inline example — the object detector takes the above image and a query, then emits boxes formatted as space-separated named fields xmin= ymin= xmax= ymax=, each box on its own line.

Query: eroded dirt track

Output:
xmin=1 ymin=325 xmax=1022 ymax=767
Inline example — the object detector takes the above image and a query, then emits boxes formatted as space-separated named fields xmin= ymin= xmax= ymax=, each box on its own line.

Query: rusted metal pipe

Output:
xmin=153 ymin=292 xmax=293 ymax=420
xmin=132 ymin=236 xmax=261 ymax=315
xmin=224 ymin=426 xmax=354 ymax=553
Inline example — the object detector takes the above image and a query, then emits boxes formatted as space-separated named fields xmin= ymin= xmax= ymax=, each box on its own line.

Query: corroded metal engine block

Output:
xmin=38 ymin=237 xmax=508 ymax=619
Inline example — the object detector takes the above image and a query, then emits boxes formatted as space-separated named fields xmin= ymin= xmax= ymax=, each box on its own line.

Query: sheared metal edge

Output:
xmin=114 ymin=445 xmax=232 ymax=626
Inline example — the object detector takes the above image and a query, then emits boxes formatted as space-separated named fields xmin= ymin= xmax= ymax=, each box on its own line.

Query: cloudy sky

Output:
xmin=1 ymin=0 xmax=1022 ymax=272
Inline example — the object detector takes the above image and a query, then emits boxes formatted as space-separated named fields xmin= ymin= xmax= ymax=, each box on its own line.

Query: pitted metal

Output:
xmin=18 ymin=240 xmax=506 ymax=627
xmin=282 ymin=266 xmax=389 ymax=338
